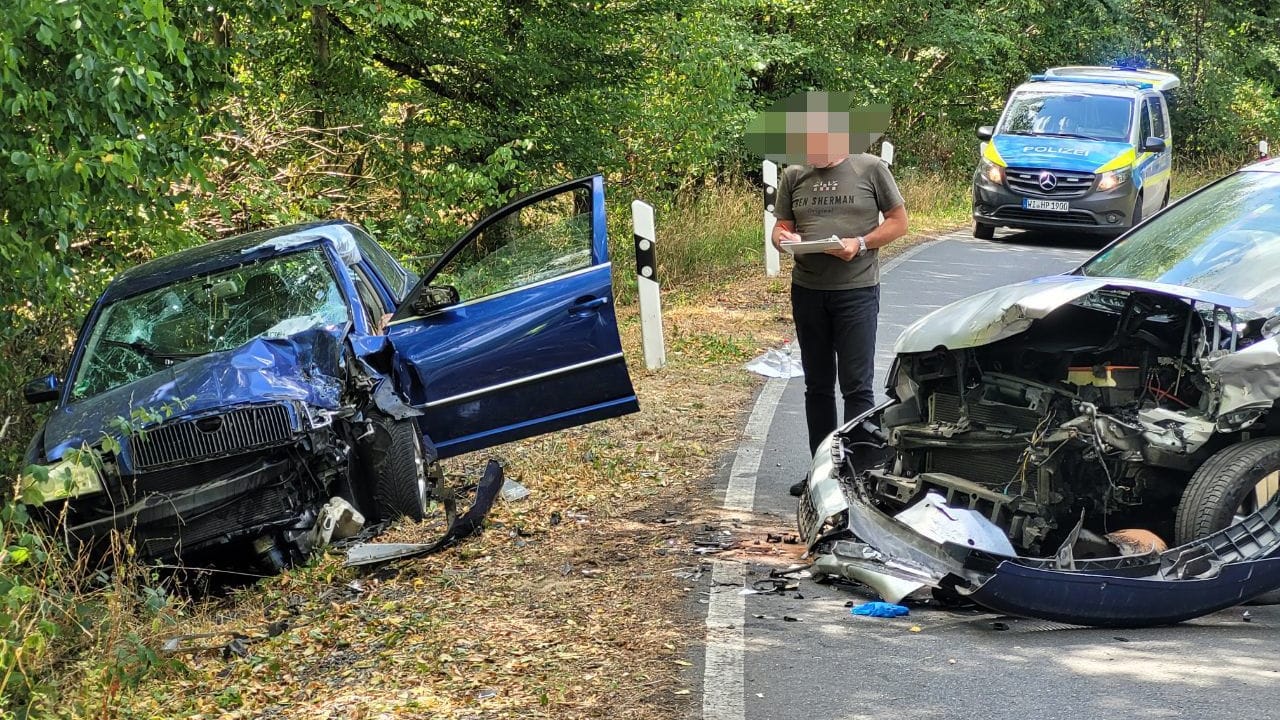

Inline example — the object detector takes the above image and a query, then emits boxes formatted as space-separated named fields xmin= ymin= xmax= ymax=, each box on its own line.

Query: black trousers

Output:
xmin=791 ymin=283 xmax=880 ymax=456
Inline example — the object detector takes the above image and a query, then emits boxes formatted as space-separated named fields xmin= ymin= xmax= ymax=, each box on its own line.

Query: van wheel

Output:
xmin=1174 ymin=438 xmax=1280 ymax=545
xmin=1160 ymin=188 xmax=1170 ymax=210
xmin=1131 ymin=193 xmax=1144 ymax=227
xmin=973 ymin=221 xmax=995 ymax=240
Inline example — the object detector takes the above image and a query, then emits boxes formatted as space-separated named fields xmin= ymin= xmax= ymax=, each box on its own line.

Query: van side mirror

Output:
xmin=976 ymin=125 xmax=994 ymax=142
xmin=24 ymin=374 xmax=60 ymax=404
xmin=1141 ymin=136 xmax=1167 ymax=153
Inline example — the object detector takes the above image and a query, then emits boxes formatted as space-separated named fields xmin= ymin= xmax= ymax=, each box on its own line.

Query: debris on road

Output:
xmin=851 ymin=601 xmax=910 ymax=618
xmin=745 ymin=341 xmax=804 ymax=378
xmin=500 ymin=477 xmax=531 ymax=502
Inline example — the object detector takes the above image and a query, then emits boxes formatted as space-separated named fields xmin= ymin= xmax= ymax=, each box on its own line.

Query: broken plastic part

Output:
xmin=344 ymin=459 xmax=504 ymax=566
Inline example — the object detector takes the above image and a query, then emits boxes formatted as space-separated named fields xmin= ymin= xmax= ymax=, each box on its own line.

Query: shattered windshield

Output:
xmin=999 ymin=91 xmax=1134 ymax=142
xmin=72 ymin=249 xmax=349 ymax=400
xmin=1080 ymin=171 xmax=1280 ymax=316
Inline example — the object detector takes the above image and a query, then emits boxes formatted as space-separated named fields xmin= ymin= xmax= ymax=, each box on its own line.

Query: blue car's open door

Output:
xmin=386 ymin=175 xmax=638 ymax=458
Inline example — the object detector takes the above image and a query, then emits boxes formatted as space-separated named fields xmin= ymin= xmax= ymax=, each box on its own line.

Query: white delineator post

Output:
xmin=879 ymin=141 xmax=894 ymax=225
xmin=762 ymin=159 xmax=780 ymax=277
xmin=631 ymin=200 xmax=666 ymax=371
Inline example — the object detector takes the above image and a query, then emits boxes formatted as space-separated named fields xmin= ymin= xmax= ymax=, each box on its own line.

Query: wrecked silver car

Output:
xmin=800 ymin=159 xmax=1280 ymax=626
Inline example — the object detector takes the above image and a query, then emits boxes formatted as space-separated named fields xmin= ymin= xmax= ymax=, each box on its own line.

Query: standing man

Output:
xmin=772 ymin=109 xmax=909 ymax=497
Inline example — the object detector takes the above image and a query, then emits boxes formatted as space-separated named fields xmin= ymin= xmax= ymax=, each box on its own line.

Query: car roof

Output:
xmin=103 ymin=220 xmax=351 ymax=303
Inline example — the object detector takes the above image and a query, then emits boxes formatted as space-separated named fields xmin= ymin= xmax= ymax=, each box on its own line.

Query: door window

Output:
xmin=1139 ymin=100 xmax=1153 ymax=142
xmin=1150 ymin=96 xmax=1167 ymax=139
xmin=432 ymin=187 xmax=595 ymax=303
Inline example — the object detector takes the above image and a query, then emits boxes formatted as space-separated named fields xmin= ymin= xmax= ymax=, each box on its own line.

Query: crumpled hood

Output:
xmin=895 ymin=275 xmax=1252 ymax=354
xmin=990 ymin=135 xmax=1135 ymax=173
xmin=44 ymin=329 xmax=346 ymax=461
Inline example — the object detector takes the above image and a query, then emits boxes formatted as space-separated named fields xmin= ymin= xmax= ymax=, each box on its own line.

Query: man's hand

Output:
xmin=824 ymin=236 xmax=860 ymax=261
xmin=772 ymin=227 xmax=802 ymax=251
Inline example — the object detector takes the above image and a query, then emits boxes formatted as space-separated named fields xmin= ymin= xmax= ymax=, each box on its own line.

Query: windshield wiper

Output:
xmin=1037 ymin=132 xmax=1109 ymax=142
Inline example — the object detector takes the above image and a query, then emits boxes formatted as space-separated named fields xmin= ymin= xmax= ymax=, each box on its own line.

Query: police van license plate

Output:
xmin=1023 ymin=198 xmax=1069 ymax=212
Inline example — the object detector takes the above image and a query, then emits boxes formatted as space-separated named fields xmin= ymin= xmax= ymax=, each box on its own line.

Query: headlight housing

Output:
xmin=978 ymin=158 xmax=1005 ymax=184
xmin=1097 ymin=167 xmax=1131 ymax=191
xmin=19 ymin=457 xmax=104 ymax=504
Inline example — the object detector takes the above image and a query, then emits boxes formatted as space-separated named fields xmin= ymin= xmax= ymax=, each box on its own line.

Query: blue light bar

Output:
xmin=1029 ymin=74 xmax=1153 ymax=89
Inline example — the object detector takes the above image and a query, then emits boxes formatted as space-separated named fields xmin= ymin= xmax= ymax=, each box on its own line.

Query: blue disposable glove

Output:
xmin=851 ymin=601 xmax=909 ymax=617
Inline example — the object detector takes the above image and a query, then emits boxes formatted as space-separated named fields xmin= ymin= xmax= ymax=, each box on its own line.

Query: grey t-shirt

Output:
xmin=775 ymin=154 xmax=905 ymax=290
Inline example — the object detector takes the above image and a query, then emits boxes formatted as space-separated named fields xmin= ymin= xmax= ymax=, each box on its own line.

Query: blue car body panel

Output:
xmin=43 ymin=328 xmax=345 ymax=466
xmin=387 ymin=175 xmax=638 ymax=457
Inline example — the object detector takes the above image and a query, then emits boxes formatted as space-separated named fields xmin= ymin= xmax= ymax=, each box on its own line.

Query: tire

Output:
xmin=360 ymin=415 xmax=430 ymax=522
xmin=1131 ymin=193 xmax=1144 ymax=228
xmin=1174 ymin=438 xmax=1280 ymax=546
xmin=1160 ymin=187 xmax=1171 ymax=210
xmin=973 ymin=221 xmax=995 ymax=240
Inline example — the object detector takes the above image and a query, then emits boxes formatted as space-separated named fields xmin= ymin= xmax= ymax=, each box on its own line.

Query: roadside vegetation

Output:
xmin=4 ymin=0 xmax=1280 ymax=716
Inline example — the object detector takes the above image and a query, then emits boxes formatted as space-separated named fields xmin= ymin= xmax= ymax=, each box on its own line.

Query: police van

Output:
xmin=972 ymin=66 xmax=1180 ymax=240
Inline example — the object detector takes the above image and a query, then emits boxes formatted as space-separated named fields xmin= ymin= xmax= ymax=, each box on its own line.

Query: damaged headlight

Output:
xmin=810 ymin=432 xmax=838 ymax=489
xmin=18 ymin=458 xmax=103 ymax=504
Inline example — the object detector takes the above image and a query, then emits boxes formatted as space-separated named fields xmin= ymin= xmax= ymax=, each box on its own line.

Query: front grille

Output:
xmin=1005 ymin=167 xmax=1095 ymax=198
xmin=927 ymin=448 xmax=1027 ymax=487
xmin=136 ymin=484 xmax=294 ymax=558
xmin=132 ymin=404 xmax=295 ymax=470
xmin=127 ymin=455 xmax=266 ymax=497
xmin=798 ymin=486 xmax=820 ymax=538
xmin=993 ymin=207 xmax=1098 ymax=226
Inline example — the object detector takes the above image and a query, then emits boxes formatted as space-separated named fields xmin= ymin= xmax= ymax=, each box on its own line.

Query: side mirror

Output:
xmin=1141 ymin=136 xmax=1167 ymax=153
xmin=976 ymin=125 xmax=994 ymax=142
xmin=24 ymin=375 xmax=60 ymax=404
xmin=412 ymin=285 xmax=460 ymax=315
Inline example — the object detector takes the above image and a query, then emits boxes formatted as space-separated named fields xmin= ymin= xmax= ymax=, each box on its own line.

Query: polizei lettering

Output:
xmin=1023 ymin=146 xmax=1090 ymax=156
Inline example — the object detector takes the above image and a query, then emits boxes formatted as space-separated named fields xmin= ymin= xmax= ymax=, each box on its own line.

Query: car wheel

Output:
xmin=362 ymin=415 xmax=430 ymax=523
xmin=973 ymin=221 xmax=995 ymax=240
xmin=1174 ymin=438 xmax=1280 ymax=545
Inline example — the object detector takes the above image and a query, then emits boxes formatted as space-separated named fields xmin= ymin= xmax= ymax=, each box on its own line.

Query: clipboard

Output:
xmin=780 ymin=235 xmax=845 ymax=255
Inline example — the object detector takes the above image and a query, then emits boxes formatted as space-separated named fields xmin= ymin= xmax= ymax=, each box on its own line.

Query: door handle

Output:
xmin=570 ymin=296 xmax=609 ymax=314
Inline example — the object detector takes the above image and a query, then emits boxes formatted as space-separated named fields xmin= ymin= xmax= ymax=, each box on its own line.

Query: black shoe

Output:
xmin=789 ymin=476 xmax=808 ymax=497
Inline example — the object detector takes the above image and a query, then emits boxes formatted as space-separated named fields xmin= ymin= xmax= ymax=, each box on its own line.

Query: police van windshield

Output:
xmin=998 ymin=92 xmax=1134 ymax=143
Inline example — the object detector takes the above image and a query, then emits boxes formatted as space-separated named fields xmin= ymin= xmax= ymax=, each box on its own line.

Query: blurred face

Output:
xmin=804 ymin=113 xmax=850 ymax=167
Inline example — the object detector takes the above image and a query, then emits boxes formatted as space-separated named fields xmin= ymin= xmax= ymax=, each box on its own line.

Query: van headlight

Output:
xmin=19 ymin=458 xmax=103 ymax=503
xmin=1097 ymin=168 xmax=1131 ymax=191
xmin=978 ymin=158 xmax=1004 ymax=184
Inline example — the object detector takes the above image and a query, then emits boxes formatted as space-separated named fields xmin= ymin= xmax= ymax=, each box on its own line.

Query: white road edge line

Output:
xmin=697 ymin=232 xmax=948 ymax=720
xmin=701 ymin=562 xmax=747 ymax=720
xmin=722 ymin=376 xmax=788 ymax=512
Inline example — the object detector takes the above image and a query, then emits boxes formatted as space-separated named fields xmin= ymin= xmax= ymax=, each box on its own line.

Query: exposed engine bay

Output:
xmin=868 ymin=284 xmax=1278 ymax=555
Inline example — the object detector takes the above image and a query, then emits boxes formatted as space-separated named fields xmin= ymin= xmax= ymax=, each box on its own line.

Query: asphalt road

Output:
xmin=697 ymin=228 xmax=1280 ymax=720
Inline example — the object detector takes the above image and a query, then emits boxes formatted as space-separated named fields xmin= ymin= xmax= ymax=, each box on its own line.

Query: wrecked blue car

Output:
xmin=21 ymin=176 xmax=638 ymax=570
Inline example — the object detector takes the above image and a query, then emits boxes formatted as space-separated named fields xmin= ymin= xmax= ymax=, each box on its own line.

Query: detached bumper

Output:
xmin=799 ymin=430 xmax=1280 ymax=627
xmin=972 ymin=174 xmax=1137 ymax=234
